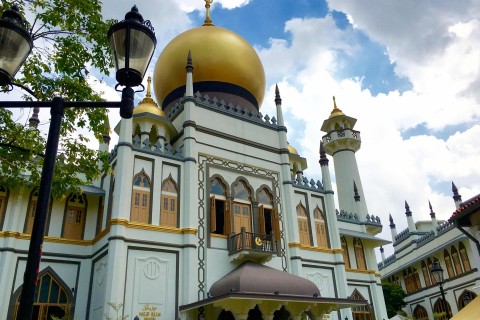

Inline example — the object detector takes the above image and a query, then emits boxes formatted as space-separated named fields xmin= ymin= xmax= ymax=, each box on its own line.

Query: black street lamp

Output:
xmin=0 ymin=5 xmax=156 ymax=319
xmin=431 ymin=259 xmax=452 ymax=319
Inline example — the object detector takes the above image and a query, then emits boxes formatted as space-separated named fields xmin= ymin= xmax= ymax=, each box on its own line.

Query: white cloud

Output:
xmin=256 ymin=4 xmax=480 ymax=259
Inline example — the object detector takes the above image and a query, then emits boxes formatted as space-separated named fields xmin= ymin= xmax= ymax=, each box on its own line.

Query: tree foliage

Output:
xmin=382 ymin=282 xmax=408 ymax=318
xmin=0 ymin=0 xmax=113 ymax=198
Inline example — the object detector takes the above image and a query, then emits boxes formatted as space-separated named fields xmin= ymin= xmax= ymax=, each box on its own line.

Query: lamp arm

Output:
xmin=11 ymin=82 xmax=38 ymax=99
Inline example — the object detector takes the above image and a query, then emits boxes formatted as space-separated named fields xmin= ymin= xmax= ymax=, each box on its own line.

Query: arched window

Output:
xmin=451 ymin=246 xmax=463 ymax=275
xmin=149 ymin=125 xmax=158 ymax=146
xmin=421 ymin=261 xmax=431 ymax=287
xmin=341 ymin=236 xmax=351 ymax=268
xmin=24 ymin=188 xmax=51 ymax=234
xmin=257 ymin=188 xmax=278 ymax=239
xmin=427 ymin=258 xmax=437 ymax=285
xmin=210 ymin=177 xmax=229 ymax=235
xmin=131 ymin=170 xmax=151 ymax=223
xmin=458 ymin=290 xmax=477 ymax=310
xmin=296 ymin=203 xmax=311 ymax=246
xmin=354 ymin=238 xmax=367 ymax=270
xmin=161 ymin=177 xmax=178 ymax=228
xmin=11 ymin=268 xmax=72 ymax=319
xmin=313 ymin=207 xmax=328 ymax=248
xmin=412 ymin=305 xmax=428 ymax=320
xmin=0 ymin=186 xmax=8 ymax=229
xmin=351 ymin=289 xmax=373 ymax=320
xmin=62 ymin=193 xmax=87 ymax=240
xmin=404 ymin=267 xmax=421 ymax=293
xmin=444 ymin=250 xmax=455 ymax=278
xmin=232 ymin=180 xmax=253 ymax=239
xmin=459 ymin=242 xmax=471 ymax=272
xmin=433 ymin=298 xmax=451 ymax=320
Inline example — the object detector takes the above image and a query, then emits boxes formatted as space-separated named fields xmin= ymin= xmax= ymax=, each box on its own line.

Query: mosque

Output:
xmin=0 ymin=3 xmax=390 ymax=319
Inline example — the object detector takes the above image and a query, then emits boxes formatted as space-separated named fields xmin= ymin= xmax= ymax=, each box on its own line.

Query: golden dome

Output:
xmin=288 ymin=143 xmax=299 ymax=155
xmin=153 ymin=25 xmax=266 ymax=110
xmin=329 ymin=96 xmax=344 ymax=118
xmin=134 ymin=76 xmax=167 ymax=118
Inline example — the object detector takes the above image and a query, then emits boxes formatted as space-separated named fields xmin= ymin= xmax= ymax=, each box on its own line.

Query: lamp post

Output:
xmin=0 ymin=5 xmax=156 ymax=319
xmin=431 ymin=259 xmax=452 ymax=319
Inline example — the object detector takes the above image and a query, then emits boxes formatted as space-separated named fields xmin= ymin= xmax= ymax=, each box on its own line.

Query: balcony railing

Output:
xmin=228 ymin=227 xmax=279 ymax=257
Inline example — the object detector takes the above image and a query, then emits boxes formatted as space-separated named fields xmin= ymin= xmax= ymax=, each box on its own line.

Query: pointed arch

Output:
xmin=231 ymin=178 xmax=253 ymax=239
xmin=421 ymin=260 xmax=431 ymax=287
xmin=427 ymin=258 xmax=437 ymax=285
xmin=256 ymin=186 xmax=275 ymax=237
xmin=459 ymin=242 xmax=471 ymax=272
xmin=161 ymin=175 xmax=179 ymax=227
xmin=62 ymin=193 xmax=87 ymax=240
xmin=341 ymin=236 xmax=351 ymax=268
xmin=8 ymin=266 xmax=74 ymax=319
xmin=412 ymin=304 xmax=428 ymax=320
xmin=313 ymin=206 xmax=328 ymax=248
xmin=133 ymin=124 xmax=141 ymax=137
xmin=433 ymin=298 xmax=451 ymax=320
xmin=24 ymin=187 xmax=52 ymax=234
xmin=451 ymin=245 xmax=463 ymax=275
xmin=458 ymin=290 xmax=477 ymax=310
xmin=131 ymin=169 xmax=151 ymax=223
xmin=0 ymin=186 xmax=8 ymax=230
xmin=444 ymin=249 xmax=455 ymax=278
xmin=350 ymin=289 xmax=373 ymax=320
xmin=353 ymin=238 xmax=367 ymax=270
xmin=209 ymin=175 xmax=229 ymax=235
xmin=296 ymin=202 xmax=311 ymax=246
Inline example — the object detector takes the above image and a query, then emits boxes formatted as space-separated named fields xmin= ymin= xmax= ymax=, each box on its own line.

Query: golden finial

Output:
xmin=138 ymin=75 xmax=158 ymax=107
xmin=203 ymin=0 xmax=214 ymax=26
xmin=146 ymin=76 xmax=152 ymax=98
xmin=329 ymin=96 xmax=344 ymax=118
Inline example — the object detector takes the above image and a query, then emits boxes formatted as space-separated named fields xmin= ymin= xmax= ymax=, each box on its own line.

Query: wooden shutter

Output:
xmin=224 ymin=199 xmax=232 ymax=235
xmin=210 ymin=196 xmax=216 ymax=232
xmin=272 ymin=208 xmax=280 ymax=241
xmin=258 ymin=205 xmax=266 ymax=234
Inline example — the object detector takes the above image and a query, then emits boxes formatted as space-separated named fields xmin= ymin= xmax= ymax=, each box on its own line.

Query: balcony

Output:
xmin=227 ymin=227 xmax=280 ymax=263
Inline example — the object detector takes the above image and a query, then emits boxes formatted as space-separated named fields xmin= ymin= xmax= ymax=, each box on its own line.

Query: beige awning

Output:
xmin=450 ymin=295 xmax=480 ymax=320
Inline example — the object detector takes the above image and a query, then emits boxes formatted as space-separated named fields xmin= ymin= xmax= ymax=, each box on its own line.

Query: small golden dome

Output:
xmin=329 ymin=96 xmax=344 ymax=118
xmin=288 ymin=143 xmax=299 ymax=155
xmin=134 ymin=76 xmax=167 ymax=118
xmin=153 ymin=25 xmax=266 ymax=110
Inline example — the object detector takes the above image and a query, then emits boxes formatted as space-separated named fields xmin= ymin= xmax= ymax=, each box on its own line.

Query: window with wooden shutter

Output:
xmin=353 ymin=238 xmax=366 ymax=270
xmin=131 ymin=171 xmax=151 ymax=224
xmin=258 ymin=205 xmax=266 ymax=234
xmin=63 ymin=193 xmax=86 ymax=240
xmin=161 ymin=177 xmax=178 ymax=228
xmin=272 ymin=208 xmax=280 ymax=241
xmin=313 ymin=207 xmax=328 ymax=248
xmin=444 ymin=250 xmax=455 ymax=278
xmin=459 ymin=242 xmax=471 ymax=272
xmin=341 ymin=236 xmax=351 ymax=268
xmin=451 ymin=246 xmax=463 ymax=275
xmin=421 ymin=261 xmax=431 ymax=287
xmin=296 ymin=204 xmax=311 ymax=246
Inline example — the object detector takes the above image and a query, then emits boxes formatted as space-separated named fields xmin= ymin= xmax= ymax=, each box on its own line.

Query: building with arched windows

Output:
xmin=0 ymin=6 xmax=392 ymax=320
xmin=378 ymin=191 xmax=480 ymax=319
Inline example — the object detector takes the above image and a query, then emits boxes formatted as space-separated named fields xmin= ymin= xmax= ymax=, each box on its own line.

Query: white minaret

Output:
xmin=452 ymin=182 xmax=463 ymax=209
xmin=321 ymin=96 xmax=368 ymax=220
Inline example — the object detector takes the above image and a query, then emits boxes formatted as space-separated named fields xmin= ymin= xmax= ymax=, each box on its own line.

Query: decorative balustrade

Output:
xmin=436 ymin=220 xmax=455 ymax=235
xmin=323 ymin=129 xmax=361 ymax=143
xmin=166 ymin=92 xmax=280 ymax=129
xmin=393 ymin=228 xmax=410 ymax=244
xmin=292 ymin=175 xmax=324 ymax=192
xmin=365 ymin=213 xmax=382 ymax=225
xmin=228 ymin=228 xmax=279 ymax=256
xmin=378 ymin=254 xmax=397 ymax=269
xmin=416 ymin=231 xmax=435 ymax=247
xmin=336 ymin=209 xmax=359 ymax=222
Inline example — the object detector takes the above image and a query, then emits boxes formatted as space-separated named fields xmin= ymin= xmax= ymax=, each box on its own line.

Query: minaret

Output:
xmin=321 ymin=96 xmax=368 ymax=220
xmin=405 ymin=201 xmax=416 ymax=232
xmin=389 ymin=214 xmax=397 ymax=240
xmin=429 ymin=200 xmax=438 ymax=234
xmin=29 ymin=107 xmax=40 ymax=128
xmin=452 ymin=182 xmax=462 ymax=209
xmin=185 ymin=50 xmax=194 ymax=97
xmin=380 ymin=246 xmax=386 ymax=263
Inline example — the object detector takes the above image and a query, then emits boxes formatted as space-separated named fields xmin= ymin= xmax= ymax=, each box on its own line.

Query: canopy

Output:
xmin=450 ymin=295 xmax=480 ymax=320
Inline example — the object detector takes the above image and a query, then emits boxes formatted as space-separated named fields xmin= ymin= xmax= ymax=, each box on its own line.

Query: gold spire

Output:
xmin=135 ymin=75 xmax=167 ymax=117
xmin=329 ymin=96 xmax=344 ymax=118
xmin=203 ymin=0 xmax=214 ymax=26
